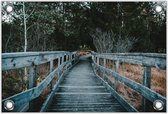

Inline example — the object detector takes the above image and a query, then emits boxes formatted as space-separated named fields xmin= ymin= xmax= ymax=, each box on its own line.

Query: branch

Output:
xmin=26 ymin=8 xmax=35 ymax=20
xmin=26 ymin=23 xmax=36 ymax=31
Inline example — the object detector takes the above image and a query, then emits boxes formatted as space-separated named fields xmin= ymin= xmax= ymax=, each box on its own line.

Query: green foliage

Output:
xmin=2 ymin=2 xmax=166 ymax=53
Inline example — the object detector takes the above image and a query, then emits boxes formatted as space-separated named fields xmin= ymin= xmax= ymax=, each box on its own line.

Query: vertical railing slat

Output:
xmin=103 ymin=58 xmax=106 ymax=81
xmin=49 ymin=60 xmax=53 ymax=73
xmin=29 ymin=66 xmax=36 ymax=88
xmin=49 ymin=60 xmax=54 ymax=90
xmin=114 ymin=61 xmax=119 ymax=91
xmin=62 ymin=56 xmax=64 ymax=64
xmin=58 ymin=57 xmax=60 ymax=66
xmin=142 ymin=66 xmax=151 ymax=112
xmin=97 ymin=57 xmax=99 ymax=65
xmin=28 ymin=65 xmax=37 ymax=111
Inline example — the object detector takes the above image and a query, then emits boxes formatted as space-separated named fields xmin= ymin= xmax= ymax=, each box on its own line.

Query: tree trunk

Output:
xmin=23 ymin=2 xmax=28 ymax=90
xmin=23 ymin=2 xmax=27 ymax=52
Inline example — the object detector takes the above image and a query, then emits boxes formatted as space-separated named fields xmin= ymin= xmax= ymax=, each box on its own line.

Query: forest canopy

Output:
xmin=2 ymin=1 xmax=166 ymax=53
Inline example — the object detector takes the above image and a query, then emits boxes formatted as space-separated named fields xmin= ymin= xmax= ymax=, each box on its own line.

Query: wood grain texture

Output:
xmin=2 ymin=52 xmax=72 ymax=70
xmin=47 ymin=57 xmax=126 ymax=112
xmin=91 ymin=51 xmax=166 ymax=70
xmin=2 ymin=51 xmax=166 ymax=112
xmin=92 ymin=60 xmax=166 ymax=111
xmin=92 ymin=65 xmax=137 ymax=112
xmin=40 ymin=58 xmax=79 ymax=112
xmin=2 ymin=52 xmax=77 ymax=112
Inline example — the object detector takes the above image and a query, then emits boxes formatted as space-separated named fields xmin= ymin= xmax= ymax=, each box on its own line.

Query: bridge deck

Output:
xmin=47 ymin=57 xmax=126 ymax=112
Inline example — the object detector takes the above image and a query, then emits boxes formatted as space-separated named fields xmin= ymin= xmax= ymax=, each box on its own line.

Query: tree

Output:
xmin=2 ymin=2 xmax=166 ymax=53
xmin=90 ymin=28 xmax=137 ymax=53
xmin=23 ymin=2 xmax=27 ymax=52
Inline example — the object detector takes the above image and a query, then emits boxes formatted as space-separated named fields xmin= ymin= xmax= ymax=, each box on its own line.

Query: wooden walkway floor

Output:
xmin=47 ymin=57 xmax=126 ymax=112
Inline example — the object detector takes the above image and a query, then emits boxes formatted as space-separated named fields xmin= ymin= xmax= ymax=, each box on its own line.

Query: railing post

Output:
xmin=142 ymin=66 xmax=151 ymax=112
xmin=62 ymin=56 xmax=64 ymax=64
xmin=92 ymin=55 xmax=95 ymax=61
xmin=102 ymin=58 xmax=106 ymax=81
xmin=70 ymin=54 xmax=73 ymax=66
xmin=50 ymin=60 xmax=53 ymax=73
xmin=66 ymin=55 xmax=68 ymax=62
xmin=74 ymin=53 xmax=76 ymax=59
xmin=58 ymin=57 xmax=60 ymax=66
xmin=65 ymin=54 xmax=68 ymax=70
xmin=49 ymin=60 xmax=54 ymax=90
xmin=29 ymin=66 xmax=36 ymax=89
xmin=97 ymin=57 xmax=99 ymax=65
xmin=28 ymin=65 xmax=37 ymax=111
xmin=70 ymin=54 xmax=72 ymax=61
xmin=114 ymin=61 xmax=119 ymax=91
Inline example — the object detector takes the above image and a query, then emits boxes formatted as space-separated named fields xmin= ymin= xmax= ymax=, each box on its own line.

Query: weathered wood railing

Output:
xmin=91 ymin=51 xmax=166 ymax=112
xmin=2 ymin=51 xmax=79 ymax=112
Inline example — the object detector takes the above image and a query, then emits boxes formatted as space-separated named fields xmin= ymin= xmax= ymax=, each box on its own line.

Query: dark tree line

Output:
xmin=2 ymin=2 xmax=166 ymax=53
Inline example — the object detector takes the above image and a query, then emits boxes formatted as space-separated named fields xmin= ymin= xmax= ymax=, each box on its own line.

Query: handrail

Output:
xmin=2 ymin=51 xmax=79 ymax=112
xmin=91 ymin=51 xmax=166 ymax=70
xmin=2 ymin=51 xmax=73 ymax=71
xmin=2 ymin=51 xmax=68 ymax=58
xmin=93 ymin=61 xmax=166 ymax=103
xmin=96 ymin=52 xmax=166 ymax=58
xmin=91 ymin=51 xmax=166 ymax=111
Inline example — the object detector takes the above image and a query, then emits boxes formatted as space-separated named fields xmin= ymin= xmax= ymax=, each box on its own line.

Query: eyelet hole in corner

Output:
xmin=153 ymin=100 xmax=164 ymax=111
xmin=4 ymin=100 xmax=15 ymax=111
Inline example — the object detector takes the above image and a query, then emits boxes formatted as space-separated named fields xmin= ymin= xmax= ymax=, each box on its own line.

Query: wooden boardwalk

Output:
xmin=47 ymin=57 xmax=126 ymax=112
xmin=2 ymin=51 xmax=166 ymax=112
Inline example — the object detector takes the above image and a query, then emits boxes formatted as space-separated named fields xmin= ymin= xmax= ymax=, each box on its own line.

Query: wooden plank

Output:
xmin=114 ymin=61 xmax=119 ymax=91
xmin=92 ymin=63 xmax=137 ymax=112
xmin=28 ymin=65 xmax=37 ymax=112
xmin=2 ymin=60 xmax=71 ymax=111
xmin=2 ymin=88 xmax=34 ymax=112
xmin=2 ymin=51 xmax=77 ymax=71
xmin=72 ymin=51 xmax=77 ymax=55
xmin=92 ymin=52 xmax=166 ymax=58
xmin=50 ymin=60 xmax=53 ymax=73
xmin=34 ymin=62 xmax=72 ymax=98
xmin=66 ymin=55 xmax=68 ymax=62
xmin=97 ymin=57 xmax=99 ymax=65
xmin=61 ymin=56 xmax=64 ymax=64
xmin=28 ymin=65 xmax=37 ymax=89
xmin=2 ymin=51 xmax=68 ymax=58
xmin=143 ymin=66 xmax=151 ymax=88
xmin=91 ymin=55 xmax=94 ymax=62
xmin=93 ymin=62 xmax=166 ymax=110
xmin=69 ymin=55 xmax=71 ymax=61
xmin=2 ymin=54 xmax=61 ymax=70
xmin=19 ymin=103 xmax=29 ymax=112
xmin=94 ymin=54 xmax=166 ymax=70
xmin=102 ymin=58 xmax=106 ymax=80
xmin=47 ymin=60 xmax=126 ymax=112
xmin=92 ymin=52 xmax=166 ymax=111
xmin=40 ymin=58 xmax=79 ymax=112
xmin=2 ymin=51 xmax=78 ymax=112
xmin=58 ymin=57 xmax=60 ymax=66
xmin=142 ymin=66 xmax=151 ymax=112
xmin=40 ymin=72 xmax=65 ymax=112
xmin=50 ymin=60 xmax=54 ymax=89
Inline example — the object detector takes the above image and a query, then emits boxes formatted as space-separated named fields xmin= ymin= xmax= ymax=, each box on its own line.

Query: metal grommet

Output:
xmin=4 ymin=100 xmax=14 ymax=111
xmin=5 ymin=3 xmax=14 ymax=13
xmin=153 ymin=100 xmax=164 ymax=111
xmin=154 ymin=4 xmax=164 ymax=14
xmin=155 ymin=5 xmax=163 ymax=13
